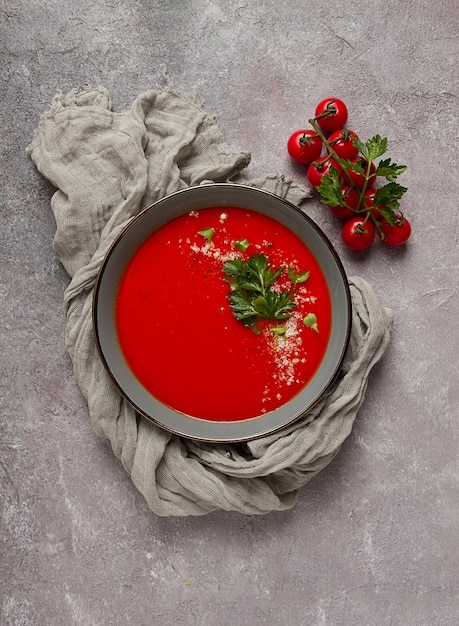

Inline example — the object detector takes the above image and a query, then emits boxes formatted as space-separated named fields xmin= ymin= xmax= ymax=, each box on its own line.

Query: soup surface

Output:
xmin=116 ymin=206 xmax=331 ymax=421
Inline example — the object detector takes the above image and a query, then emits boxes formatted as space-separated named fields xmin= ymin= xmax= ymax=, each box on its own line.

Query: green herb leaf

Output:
xmin=268 ymin=291 xmax=296 ymax=319
xmin=223 ymin=254 xmax=297 ymax=330
xmin=227 ymin=290 xmax=257 ymax=319
xmin=345 ymin=158 xmax=365 ymax=174
xmin=238 ymin=276 xmax=263 ymax=292
xmin=223 ymin=258 xmax=244 ymax=277
xmin=375 ymin=206 xmax=397 ymax=225
xmin=234 ymin=239 xmax=250 ymax=251
xmin=288 ymin=267 xmax=310 ymax=284
xmin=374 ymin=182 xmax=408 ymax=211
xmin=303 ymin=313 xmax=319 ymax=333
xmin=253 ymin=295 xmax=270 ymax=316
xmin=355 ymin=134 xmax=388 ymax=161
xmin=246 ymin=254 xmax=283 ymax=292
xmin=351 ymin=137 xmax=367 ymax=157
xmin=376 ymin=158 xmax=407 ymax=181
xmin=317 ymin=167 xmax=343 ymax=207
xmin=198 ymin=228 xmax=214 ymax=243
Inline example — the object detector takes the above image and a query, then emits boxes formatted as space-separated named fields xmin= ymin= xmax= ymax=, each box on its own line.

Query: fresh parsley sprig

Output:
xmin=309 ymin=118 xmax=408 ymax=229
xmin=223 ymin=253 xmax=304 ymax=332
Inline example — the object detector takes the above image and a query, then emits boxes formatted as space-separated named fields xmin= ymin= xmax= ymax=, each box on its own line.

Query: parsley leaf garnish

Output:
xmin=303 ymin=313 xmax=319 ymax=333
xmin=288 ymin=267 xmax=310 ymax=285
xmin=223 ymin=253 xmax=298 ymax=331
xmin=198 ymin=228 xmax=214 ymax=243
xmin=235 ymin=238 xmax=250 ymax=251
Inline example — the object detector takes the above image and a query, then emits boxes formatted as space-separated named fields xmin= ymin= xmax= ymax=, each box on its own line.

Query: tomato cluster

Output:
xmin=287 ymin=98 xmax=411 ymax=250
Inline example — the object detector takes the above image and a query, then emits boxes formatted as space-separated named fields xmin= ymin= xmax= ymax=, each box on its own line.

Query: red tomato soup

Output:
xmin=116 ymin=207 xmax=331 ymax=421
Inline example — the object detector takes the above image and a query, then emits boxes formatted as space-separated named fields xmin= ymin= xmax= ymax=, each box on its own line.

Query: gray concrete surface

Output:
xmin=1 ymin=1 xmax=458 ymax=625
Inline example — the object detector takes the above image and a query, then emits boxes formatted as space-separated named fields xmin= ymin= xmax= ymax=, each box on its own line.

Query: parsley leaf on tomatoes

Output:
xmin=375 ymin=158 xmax=407 ymax=181
xmin=353 ymin=134 xmax=388 ymax=161
xmin=316 ymin=167 xmax=343 ymax=206
xmin=374 ymin=182 xmax=408 ymax=211
xmin=344 ymin=159 xmax=366 ymax=174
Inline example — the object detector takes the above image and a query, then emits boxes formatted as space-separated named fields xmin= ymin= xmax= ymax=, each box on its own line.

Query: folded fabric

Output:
xmin=27 ymin=87 xmax=393 ymax=516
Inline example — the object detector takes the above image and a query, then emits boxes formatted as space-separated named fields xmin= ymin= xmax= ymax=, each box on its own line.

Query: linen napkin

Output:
xmin=27 ymin=87 xmax=393 ymax=516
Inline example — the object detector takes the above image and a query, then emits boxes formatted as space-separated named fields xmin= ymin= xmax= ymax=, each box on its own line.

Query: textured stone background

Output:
xmin=1 ymin=1 xmax=458 ymax=624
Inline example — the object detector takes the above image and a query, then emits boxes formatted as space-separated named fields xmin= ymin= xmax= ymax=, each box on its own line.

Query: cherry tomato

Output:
xmin=307 ymin=157 xmax=343 ymax=189
xmin=328 ymin=129 xmax=360 ymax=160
xmin=287 ymin=129 xmax=323 ymax=165
xmin=327 ymin=185 xmax=359 ymax=219
xmin=379 ymin=216 xmax=412 ymax=246
xmin=314 ymin=98 xmax=348 ymax=133
xmin=342 ymin=216 xmax=375 ymax=250
xmin=345 ymin=157 xmax=377 ymax=189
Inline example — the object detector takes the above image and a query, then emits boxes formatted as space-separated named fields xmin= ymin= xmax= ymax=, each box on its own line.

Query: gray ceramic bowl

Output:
xmin=93 ymin=183 xmax=352 ymax=442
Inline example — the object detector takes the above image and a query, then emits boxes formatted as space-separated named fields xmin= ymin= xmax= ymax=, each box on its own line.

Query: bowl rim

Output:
xmin=92 ymin=182 xmax=352 ymax=442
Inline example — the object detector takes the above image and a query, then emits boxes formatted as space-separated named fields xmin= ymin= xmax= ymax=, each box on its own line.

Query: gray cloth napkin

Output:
xmin=27 ymin=87 xmax=393 ymax=516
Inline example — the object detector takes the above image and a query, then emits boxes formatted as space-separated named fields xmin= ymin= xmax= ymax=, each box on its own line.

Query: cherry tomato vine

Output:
xmin=286 ymin=97 xmax=412 ymax=250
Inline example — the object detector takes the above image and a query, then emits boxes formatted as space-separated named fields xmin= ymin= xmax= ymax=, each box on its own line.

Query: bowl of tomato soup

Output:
xmin=93 ymin=183 xmax=351 ymax=442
